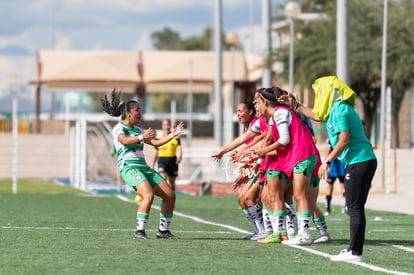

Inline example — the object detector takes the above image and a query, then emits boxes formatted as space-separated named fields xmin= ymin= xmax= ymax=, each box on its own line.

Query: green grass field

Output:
xmin=1 ymin=179 xmax=413 ymax=275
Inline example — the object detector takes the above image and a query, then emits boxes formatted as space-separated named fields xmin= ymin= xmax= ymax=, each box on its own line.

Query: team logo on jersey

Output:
xmin=135 ymin=175 xmax=141 ymax=181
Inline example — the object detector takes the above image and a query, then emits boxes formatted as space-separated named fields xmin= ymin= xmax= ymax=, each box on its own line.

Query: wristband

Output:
xmin=322 ymin=158 xmax=331 ymax=165
xmin=256 ymin=158 xmax=264 ymax=165
xmin=138 ymin=134 xmax=143 ymax=141
xmin=170 ymin=133 xmax=174 ymax=138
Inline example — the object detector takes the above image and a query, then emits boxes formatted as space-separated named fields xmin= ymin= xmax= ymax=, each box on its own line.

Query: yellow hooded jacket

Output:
xmin=312 ymin=76 xmax=357 ymax=122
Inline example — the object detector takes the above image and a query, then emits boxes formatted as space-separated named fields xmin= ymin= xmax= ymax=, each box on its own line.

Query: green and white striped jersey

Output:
xmin=112 ymin=122 xmax=147 ymax=170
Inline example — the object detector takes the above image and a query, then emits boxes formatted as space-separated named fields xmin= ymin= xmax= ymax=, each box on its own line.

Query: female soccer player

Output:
xmin=152 ymin=118 xmax=183 ymax=191
xmin=279 ymin=76 xmax=377 ymax=261
xmin=101 ymin=90 xmax=184 ymax=240
xmin=212 ymin=100 xmax=269 ymax=240
xmin=254 ymin=87 xmax=319 ymax=245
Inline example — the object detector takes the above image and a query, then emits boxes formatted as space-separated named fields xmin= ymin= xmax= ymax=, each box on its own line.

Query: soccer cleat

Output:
xmin=281 ymin=232 xmax=289 ymax=241
xmin=282 ymin=234 xmax=312 ymax=245
xmin=242 ymin=233 xmax=257 ymax=240
xmin=133 ymin=230 xmax=148 ymax=240
xmin=250 ymin=231 xmax=272 ymax=241
xmin=330 ymin=249 xmax=362 ymax=262
xmin=257 ymin=232 xmax=282 ymax=244
xmin=313 ymin=233 xmax=331 ymax=244
xmin=156 ymin=230 xmax=178 ymax=239
xmin=287 ymin=232 xmax=296 ymax=240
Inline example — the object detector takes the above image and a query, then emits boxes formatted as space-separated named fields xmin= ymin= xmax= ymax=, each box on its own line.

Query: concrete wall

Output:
xmin=0 ymin=134 xmax=70 ymax=179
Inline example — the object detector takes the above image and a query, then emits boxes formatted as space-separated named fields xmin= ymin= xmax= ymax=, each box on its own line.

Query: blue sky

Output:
xmin=0 ymin=0 xmax=287 ymax=95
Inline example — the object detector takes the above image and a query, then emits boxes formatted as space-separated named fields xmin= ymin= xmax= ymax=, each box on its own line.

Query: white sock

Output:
xmin=285 ymin=202 xmax=298 ymax=233
xmin=262 ymin=207 xmax=273 ymax=233
xmin=298 ymin=215 xmax=311 ymax=239
xmin=313 ymin=216 xmax=329 ymax=236
xmin=247 ymin=204 xmax=264 ymax=234
xmin=243 ymin=208 xmax=258 ymax=233
xmin=269 ymin=214 xmax=280 ymax=234
xmin=159 ymin=213 xmax=172 ymax=231
xmin=136 ymin=212 xmax=148 ymax=231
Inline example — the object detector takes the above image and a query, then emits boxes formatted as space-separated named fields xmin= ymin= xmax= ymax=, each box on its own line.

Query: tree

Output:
xmin=151 ymin=27 xmax=233 ymax=51
xmin=275 ymin=0 xmax=414 ymax=145
xmin=151 ymin=27 xmax=211 ymax=51
xmin=148 ymin=27 xmax=232 ymax=114
xmin=151 ymin=27 xmax=182 ymax=50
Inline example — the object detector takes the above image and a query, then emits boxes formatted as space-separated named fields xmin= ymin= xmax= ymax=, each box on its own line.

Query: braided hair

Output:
xmin=101 ymin=89 xmax=138 ymax=120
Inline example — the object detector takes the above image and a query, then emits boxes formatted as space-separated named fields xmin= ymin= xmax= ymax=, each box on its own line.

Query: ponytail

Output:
xmin=101 ymin=89 xmax=137 ymax=120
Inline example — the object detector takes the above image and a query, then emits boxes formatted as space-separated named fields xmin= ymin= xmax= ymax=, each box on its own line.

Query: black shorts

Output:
xmin=158 ymin=157 xmax=178 ymax=177
xmin=327 ymin=176 xmax=345 ymax=184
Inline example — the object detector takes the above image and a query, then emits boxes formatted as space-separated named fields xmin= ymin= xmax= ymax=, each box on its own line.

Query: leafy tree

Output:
xmin=275 ymin=0 xmax=414 ymax=145
xmin=151 ymin=27 xmax=233 ymax=51
xmin=151 ymin=27 xmax=182 ymax=50
xmin=149 ymin=27 xmax=231 ymax=114
xmin=151 ymin=27 xmax=211 ymax=51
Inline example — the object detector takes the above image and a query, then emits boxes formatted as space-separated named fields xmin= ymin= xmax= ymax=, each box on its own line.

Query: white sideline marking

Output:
xmin=380 ymin=243 xmax=414 ymax=253
xmin=0 ymin=226 xmax=232 ymax=234
xmin=116 ymin=195 xmax=250 ymax=234
xmin=0 ymin=226 xmax=131 ymax=231
xmin=153 ymin=204 xmax=250 ymax=234
xmin=283 ymin=244 xmax=414 ymax=275
xmin=116 ymin=195 xmax=414 ymax=275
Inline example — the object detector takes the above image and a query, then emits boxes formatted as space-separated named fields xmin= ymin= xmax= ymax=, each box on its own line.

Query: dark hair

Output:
xmin=258 ymin=86 xmax=288 ymax=107
xmin=272 ymin=86 xmax=288 ymax=100
xmin=101 ymin=89 xmax=138 ymax=120
xmin=240 ymin=100 xmax=256 ymax=118
xmin=260 ymin=87 xmax=276 ymax=103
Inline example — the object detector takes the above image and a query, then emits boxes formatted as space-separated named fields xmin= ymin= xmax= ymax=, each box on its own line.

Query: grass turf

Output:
xmin=0 ymin=179 xmax=413 ymax=274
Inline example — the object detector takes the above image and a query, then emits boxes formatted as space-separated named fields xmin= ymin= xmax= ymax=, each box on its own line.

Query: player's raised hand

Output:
xmin=172 ymin=122 xmax=185 ymax=136
xmin=143 ymin=128 xmax=156 ymax=139
xmin=211 ymin=151 xmax=224 ymax=162
xmin=278 ymin=94 xmax=294 ymax=109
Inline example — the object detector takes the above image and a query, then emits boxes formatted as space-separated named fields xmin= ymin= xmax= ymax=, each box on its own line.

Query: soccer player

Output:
xmin=324 ymin=140 xmax=346 ymax=215
xmin=254 ymin=87 xmax=319 ymax=245
xmin=101 ymin=89 xmax=184 ymax=240
xmin=279 ymin=76 xmax=377 ymax=262
xmin=151 ymin=118 xmax=183 ymax=191
xmin=212 ymin=100 xmax=269 ymax=240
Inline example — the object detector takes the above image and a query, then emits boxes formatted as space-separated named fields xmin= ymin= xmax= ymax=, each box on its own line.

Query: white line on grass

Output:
xmin=0 ymin=226 xmax=132 ymax=231
xmin=0 ymin=226 xmax=233 ymax=234
xmin=115 ymin=195 xmax=414 ymax=275
xmin=282 ymin=244 xmax=414 ymax=275
xmin=115 ymin=195 xmax=250 ymax=234
xmin=380 ymin=243 xmax=414 ymax=253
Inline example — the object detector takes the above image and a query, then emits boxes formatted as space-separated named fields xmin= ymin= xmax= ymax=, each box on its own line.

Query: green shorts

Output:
xmin=121 ymin=165 xmax=164 ymax=190
xmin=310 ymin=175 xmax=320 ymax=187
xmin=248 ymin=175 xmax=260 ymax=185
xmin=266 ymin=169 xmax=287 ymax=181
xmin=293 ymin=154 xmax=318 ymax=177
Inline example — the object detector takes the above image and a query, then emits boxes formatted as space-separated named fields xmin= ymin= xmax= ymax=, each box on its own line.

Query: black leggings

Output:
xmin=344 ymin=158 xmax=377 ymax=255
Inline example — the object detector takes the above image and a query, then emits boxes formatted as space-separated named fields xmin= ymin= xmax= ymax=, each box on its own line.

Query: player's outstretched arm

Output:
xmin=147 ymin=122 xmax=184 ymax=147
